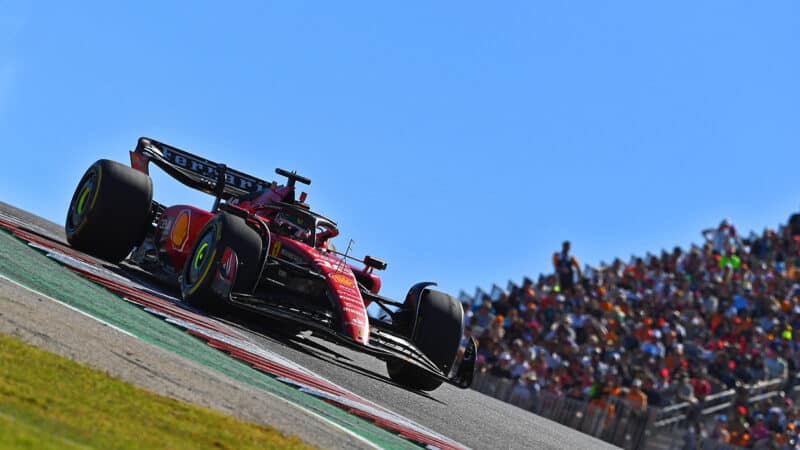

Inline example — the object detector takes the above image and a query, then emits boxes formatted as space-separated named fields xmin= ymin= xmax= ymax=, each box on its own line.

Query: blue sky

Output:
xmin=1 ymin=1 xmax=798 ymax=301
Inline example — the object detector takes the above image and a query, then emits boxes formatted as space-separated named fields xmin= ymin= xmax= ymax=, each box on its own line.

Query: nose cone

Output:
xmin=324 ymin=268 xmax=370 ymax=345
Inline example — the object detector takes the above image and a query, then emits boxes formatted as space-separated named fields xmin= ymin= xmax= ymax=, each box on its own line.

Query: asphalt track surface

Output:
xmin=0 ymin=201 xmax=617 ymax=450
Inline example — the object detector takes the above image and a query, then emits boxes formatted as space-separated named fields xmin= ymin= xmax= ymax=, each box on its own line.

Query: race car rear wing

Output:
xmin=130 ymin=137 xmax=273 ymax=202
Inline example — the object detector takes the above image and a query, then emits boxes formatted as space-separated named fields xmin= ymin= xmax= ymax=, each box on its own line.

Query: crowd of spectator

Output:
xmin=464 ymin=214 xmax=800 ymax=448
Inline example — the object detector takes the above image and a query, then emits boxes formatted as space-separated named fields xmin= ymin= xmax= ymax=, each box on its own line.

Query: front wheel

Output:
xmin=387 ymin=288 xmax=464 ymax=391
xmin=181 ymin=212 xmax=263 ymax=313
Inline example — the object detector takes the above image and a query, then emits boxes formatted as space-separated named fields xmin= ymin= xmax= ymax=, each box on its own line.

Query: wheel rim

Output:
xmin=186 ymin=228 xmax=216 ymax=285
xmin=67 ymin=173 xmax=97 ymax=232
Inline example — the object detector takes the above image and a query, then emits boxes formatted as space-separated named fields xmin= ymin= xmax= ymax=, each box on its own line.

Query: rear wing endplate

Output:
xmin=131 ymin=137 xmax=272 ymax=201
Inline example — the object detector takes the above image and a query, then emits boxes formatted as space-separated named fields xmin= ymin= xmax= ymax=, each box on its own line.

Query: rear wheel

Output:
xmin=387 ymin=288 xmax=464 ymax=391
xmin=181 ymin=212 xmax=263 ymax=313
xmin=65 ymin=159 xmax=153 ymax=262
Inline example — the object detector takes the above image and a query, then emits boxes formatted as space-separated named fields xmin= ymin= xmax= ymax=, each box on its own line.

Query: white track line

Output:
xmin=0 ymin=273 xmax=135 ymax=338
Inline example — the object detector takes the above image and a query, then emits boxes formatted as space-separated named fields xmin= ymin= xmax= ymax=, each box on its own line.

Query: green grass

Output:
xmin=0 ymin=334 xmax=312 ymax=450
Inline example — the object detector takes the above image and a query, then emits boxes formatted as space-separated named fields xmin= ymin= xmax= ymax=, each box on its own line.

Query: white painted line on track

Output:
xmin=0 ymin=273 xmax=136 ymax=338
xmin=275 ymin=402 xmax=382 ymax=450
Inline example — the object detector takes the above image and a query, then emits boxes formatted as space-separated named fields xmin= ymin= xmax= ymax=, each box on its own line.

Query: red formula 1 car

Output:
xmin=65 ymin=137 xmax=476 ymax=391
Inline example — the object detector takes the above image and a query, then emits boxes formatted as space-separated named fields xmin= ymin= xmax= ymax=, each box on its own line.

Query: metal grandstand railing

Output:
xmin=472 ymin=372 xmax=650 ymax=449
xmin=471 ymin=372 xmax=800 ymax=450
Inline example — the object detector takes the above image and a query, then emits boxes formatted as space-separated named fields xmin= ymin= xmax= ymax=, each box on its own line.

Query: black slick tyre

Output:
xmin=180 ymin=212 xmax=262 ymax=313
xmin=65 ymin=159 xmax=153 ymax=262
xmin=387 ymin=288 xmax=464 ymax=391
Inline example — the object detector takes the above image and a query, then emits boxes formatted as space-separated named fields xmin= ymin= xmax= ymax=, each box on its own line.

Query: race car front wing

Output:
xmin=228 ymin=293 xmax=477 ymax=389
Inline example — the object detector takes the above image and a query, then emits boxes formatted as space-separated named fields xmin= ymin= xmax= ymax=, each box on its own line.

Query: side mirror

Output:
xmin=364 ymin=255 xmax=387 ymax=271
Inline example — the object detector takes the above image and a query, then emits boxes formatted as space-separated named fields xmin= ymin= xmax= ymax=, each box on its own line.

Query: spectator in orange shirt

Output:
xmin=625 ymin=378 xmax=648 ymax=414
xmin=553 ymin=241 xmax=582 ymax=295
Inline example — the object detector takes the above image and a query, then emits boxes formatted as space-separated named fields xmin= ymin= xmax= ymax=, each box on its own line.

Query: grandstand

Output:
xmin=461 ymin=213 xmax=800 ymax=449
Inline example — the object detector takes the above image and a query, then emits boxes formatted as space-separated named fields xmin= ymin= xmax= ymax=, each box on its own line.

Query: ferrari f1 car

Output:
xmin=65 ymin=137 xmax=476 ymax=391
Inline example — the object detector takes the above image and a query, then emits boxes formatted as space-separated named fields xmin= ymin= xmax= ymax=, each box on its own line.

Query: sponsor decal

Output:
xmin=338 ymin=292 xmax=363 ymax=302
xmin=170 ymin=209 xmax=191 ymax=251
xmin=330 ymin=273 xmax=354 ymax=287
xmin=159 ymin=145 xmax=268 ymax=192
xmin=340 ymin=306 xmax=366 ymax=317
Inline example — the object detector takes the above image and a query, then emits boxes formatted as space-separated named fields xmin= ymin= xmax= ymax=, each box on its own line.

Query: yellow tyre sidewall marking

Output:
xmin=89 ymin=165 xmax=102 ymax=211
xmin=187 ymin=220 xmax=220 ymax=296
xmin=187 ymin=248 xmax=217 ymax=296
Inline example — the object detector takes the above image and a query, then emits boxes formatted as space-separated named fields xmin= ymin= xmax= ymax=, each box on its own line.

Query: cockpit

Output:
xmin=273 ymin=211 xmax=314 ymax=245
xmin=253 ymin=203 xmax=338 ymax=249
